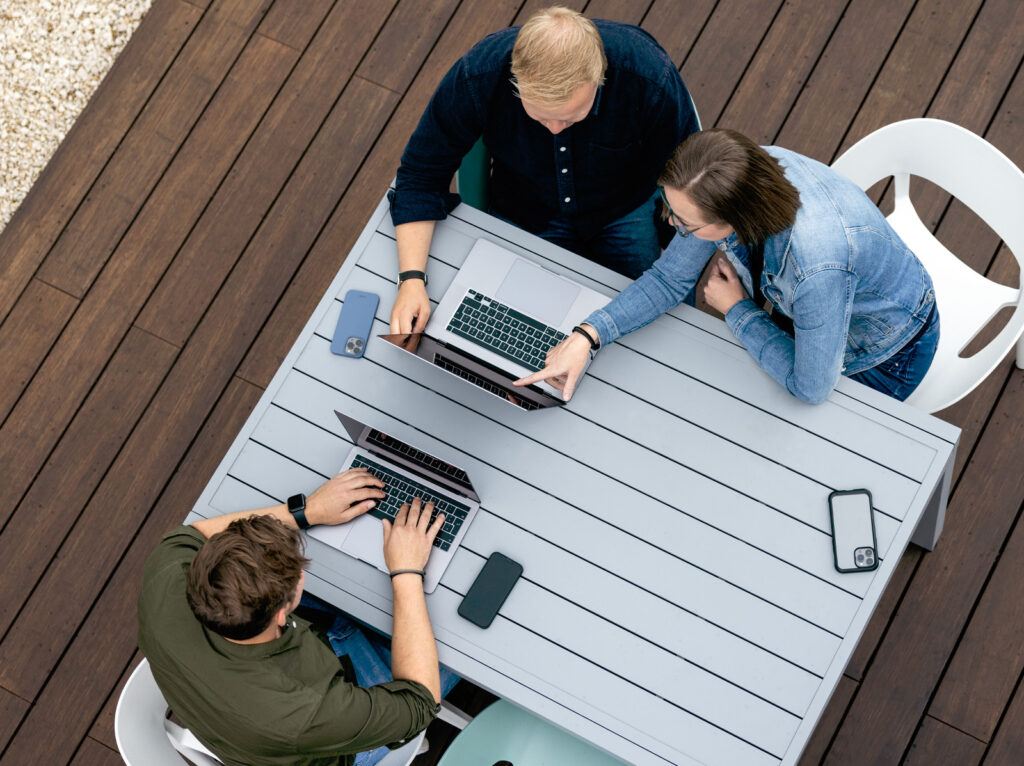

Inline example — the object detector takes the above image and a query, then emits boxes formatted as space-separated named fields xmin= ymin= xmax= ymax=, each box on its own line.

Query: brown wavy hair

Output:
xmin=186 ymin=516 xmax=309 ymax=640
xmin=659 ymin=129 xmax=800 ymax=246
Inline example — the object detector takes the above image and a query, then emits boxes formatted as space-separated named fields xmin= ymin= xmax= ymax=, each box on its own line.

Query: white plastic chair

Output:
xmin=114 ymin=658 xmax=425 ymax=766
xmin=831 ymin=118 xmax=1024 ymax=412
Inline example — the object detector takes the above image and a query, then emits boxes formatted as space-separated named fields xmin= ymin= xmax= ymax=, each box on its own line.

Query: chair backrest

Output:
xmin=831 ymin=118 xmax=1024 ymax=411
xmin=115 ymin=658 xmax=425 ymax=766
xmin=436 ymin=700 xmax=622 ymax=766
xmin=115 ymin=659 xmax=221 ymax=766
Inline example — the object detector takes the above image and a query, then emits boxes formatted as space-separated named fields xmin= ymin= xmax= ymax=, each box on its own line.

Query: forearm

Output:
xmin=192 ymin=504 xmax=293 ymax=539
xmin=389 ymin=575 xmax=441 ymax=702
xmin=395 ymin=220 xmax=436 ymax=274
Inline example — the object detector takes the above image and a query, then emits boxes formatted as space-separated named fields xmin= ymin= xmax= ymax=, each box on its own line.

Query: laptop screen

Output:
xmin=334 ymin=410 xmax=479 ymax=501
xmin=378 ymin=332 xmax=564 ymax=410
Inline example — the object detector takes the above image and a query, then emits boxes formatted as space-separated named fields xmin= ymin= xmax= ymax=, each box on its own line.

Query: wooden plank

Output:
xmin=0 ymin=328 xmax=177 ymax=640
xmin=796 ymin=675 xmax=855 ymax=766
xmin=0 ymin=687 xmax=30 ymax=753
xmin=838 ymin=0 xmax=984 ymax=156
xmin=776 ymin=0 xmax=915 ymax=159
xmin=516 ymin=0 xmax=586 ymax=25
xmin=641 ymin=0 xmax=717 ymax=72
xmin=0 ymin=31 xmax=297 ymax=532
xmin=34 ymin=0 xmax=274 ymax=298
xmin=0 ymin=0 xmax=203 ymax=324
xmin=904 ymin=716 xmax=986 ymax=765
xmin=927 ymin=501 xmax=1024 ymax=740
xmin=984 ymin=679 xmax=1024 ymax=764
xmin=0 ymin=279 xmax=78 ymax=422
xmin=0 ymin=78 xmax=397 ymax=701
xmin=70 ymin=737 xmax=124 ymax=766
xmin=89 ymin=652 xmax=142 ymax=752
xmin=256 ymin=0 xmax=335 ymax=50
xmin=237 ymin=0 xmax=523 ymax=386
xmin=898 ymin=0 xmax=1024 ymax=230
xmin=583 ymin=0 xmax=652 ymax=25
xmin=357 ymin=0 xmax=461 ymax=93
xmin=824 ymin=370 xmax=1024 ymax=763
xmin=717 ymin=0 xmax=847 ymax=144
xmin=0 ymin=379 xmax=262 ymax=765
xmin=136 ymin=0 xmax=401 ymax=346
xmin=679 ymin=0 xmax=783 ymax=127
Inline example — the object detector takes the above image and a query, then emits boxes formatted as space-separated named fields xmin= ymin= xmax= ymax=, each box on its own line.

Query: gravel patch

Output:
xmin=1 ymin=0 xmax=153 ymax=230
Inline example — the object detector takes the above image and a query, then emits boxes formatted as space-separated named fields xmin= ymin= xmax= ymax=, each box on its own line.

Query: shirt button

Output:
xmin=559 ymin=146 xmax=566 ymax=152
xmin=564 ymin=197 xmax=571 ymax=203
xmin=561 ymin=168 xmax=567 ymax=174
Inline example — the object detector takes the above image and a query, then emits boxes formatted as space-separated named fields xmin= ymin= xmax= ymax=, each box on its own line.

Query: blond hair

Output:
xmin=511 ymin=7 xmax=606 ymax=106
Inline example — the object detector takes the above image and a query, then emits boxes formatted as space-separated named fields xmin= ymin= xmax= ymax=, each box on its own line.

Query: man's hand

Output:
xmin=389 ymin=280 xmax=431 ymax=334
xmin=703 ymin=256 xmax=748 ymax=315
xmin=305 ymin=468 xmax=385 ymax=526
xmin=514 ymin=329 xmax=593 ymax=401
xmin=382 ymin=497 xmax=444 ymax=572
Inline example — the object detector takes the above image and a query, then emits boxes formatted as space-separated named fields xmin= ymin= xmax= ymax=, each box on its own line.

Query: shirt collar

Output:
xmin=590 ymin=84 xmax=603 ymax=116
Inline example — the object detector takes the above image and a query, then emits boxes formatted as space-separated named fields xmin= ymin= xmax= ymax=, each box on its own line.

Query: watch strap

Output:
xmin=398 ymin=270 xmax=428 ymax=286
xmin=287 ymin=493 xmax=311 ymax=529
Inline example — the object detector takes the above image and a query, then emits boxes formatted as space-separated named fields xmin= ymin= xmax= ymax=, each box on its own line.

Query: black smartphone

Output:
xmin=828 ymin=489 xmax=879 ymax=573
xmin=457 ymin=552 xmax=523 ymax=628
xmin=330 ymin=290 xmax=379 ymax=358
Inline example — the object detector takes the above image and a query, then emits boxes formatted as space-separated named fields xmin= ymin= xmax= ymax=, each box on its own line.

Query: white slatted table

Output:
xmin=188 ymin=192 xmax=959 ymax=766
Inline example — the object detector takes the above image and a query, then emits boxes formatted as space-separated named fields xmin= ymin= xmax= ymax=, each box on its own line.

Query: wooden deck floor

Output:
xmin=0 ymin=0 xmax=1022 ymax=763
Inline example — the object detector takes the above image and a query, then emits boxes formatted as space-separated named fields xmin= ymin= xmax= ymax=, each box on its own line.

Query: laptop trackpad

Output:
xmin=496 ymin=259 xmax=580 ymax=327
xmin=341 ymin=517 xmax=387 ymax=569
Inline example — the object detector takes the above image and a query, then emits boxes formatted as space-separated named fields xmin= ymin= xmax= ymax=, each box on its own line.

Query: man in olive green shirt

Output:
xmin=138 ymin=468 xmax=447 ymax=765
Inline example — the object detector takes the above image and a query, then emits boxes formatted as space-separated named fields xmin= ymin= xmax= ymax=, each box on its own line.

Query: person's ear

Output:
xmin=275 ymin=605 xmax=289 ymax=628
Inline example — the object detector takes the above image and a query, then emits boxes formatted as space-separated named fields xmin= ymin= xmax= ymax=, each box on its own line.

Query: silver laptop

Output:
xmin=382 ymin=238 xmax=610 ymax=408
xmin=307 ymin=411 xmax=481 ymax=593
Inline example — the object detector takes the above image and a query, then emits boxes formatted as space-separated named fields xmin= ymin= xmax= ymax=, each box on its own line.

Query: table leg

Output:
xmin=910 ymin=444 xmax=957 ymax=551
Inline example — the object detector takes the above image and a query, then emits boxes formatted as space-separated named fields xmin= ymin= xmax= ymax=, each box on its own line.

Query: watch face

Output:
xmin=287 ymin=494 xmax=305 ymax=512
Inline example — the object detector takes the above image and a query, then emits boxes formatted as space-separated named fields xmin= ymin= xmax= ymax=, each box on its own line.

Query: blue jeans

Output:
xmin=298 ymin=595 xmax=460 ymax=766
xmin=493 ymin=192 xmax=661 ymax=279
xmin=849 ymin=304 xmax=940 ymax=401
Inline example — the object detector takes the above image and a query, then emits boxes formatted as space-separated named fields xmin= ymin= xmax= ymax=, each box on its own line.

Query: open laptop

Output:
xmin=381 ymin=238 xmax=610 ymax=408
xmin=307 ymin=411 xmax=481 ymax=593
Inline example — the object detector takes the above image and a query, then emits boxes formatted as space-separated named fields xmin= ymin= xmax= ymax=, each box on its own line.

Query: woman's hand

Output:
xmin=704 ymin=256 xmax=748 ymax=314
xmin=389 ymin=280 xmax=431 ymax=334
xmin=305 ymin=468 xmax=385 ymax=526
xmin=514 ymin=329 xmax=593 ymax=401
xmin=382 ymin=497 xmax=445 ymax=572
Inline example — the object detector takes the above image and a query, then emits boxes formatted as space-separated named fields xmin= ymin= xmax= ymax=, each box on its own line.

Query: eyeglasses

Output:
xmin=659 ymin=187 xmax=712 ymax=238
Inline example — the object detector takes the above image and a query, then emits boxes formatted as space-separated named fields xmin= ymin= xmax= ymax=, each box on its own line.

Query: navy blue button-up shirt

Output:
xmin=391 ymin=21 xmax=698 ymax=240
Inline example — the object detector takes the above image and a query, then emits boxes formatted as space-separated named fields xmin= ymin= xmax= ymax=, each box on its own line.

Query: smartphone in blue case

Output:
xmin=331 ymin=290 xmax=379 ymax=358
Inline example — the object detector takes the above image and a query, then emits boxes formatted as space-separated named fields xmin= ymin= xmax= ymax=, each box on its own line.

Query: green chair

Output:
xmin=437 ymin=699 xmax=624 ymax=765
xmin=455 ymin=138 xmax=491 ymax=211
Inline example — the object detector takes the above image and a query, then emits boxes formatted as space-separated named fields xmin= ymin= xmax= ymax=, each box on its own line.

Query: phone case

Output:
xmin=457 ymin=552 xmax=523 ymax=628
xmin=331 ymin=290 xmax=379 ymax=358
xmin=829 ymin=488 xmax=879 ymax=573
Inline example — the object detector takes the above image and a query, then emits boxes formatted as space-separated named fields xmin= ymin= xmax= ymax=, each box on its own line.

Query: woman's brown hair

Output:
xmin=658 ymin=129 xmax=800 ymax=246
xmin=187 ymin=516 xmax=309 ymax=640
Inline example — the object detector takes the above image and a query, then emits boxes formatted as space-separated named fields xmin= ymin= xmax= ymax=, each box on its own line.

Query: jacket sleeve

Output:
xmin=584 ymin=234 xmax=717 ymax=345
xmin=295 ymin=676 xmax=439 ymax=756
xmin=390 ymin=57 xmax=488 ymax=226
xmin=725 ymin=267 xmax=851 ymax=404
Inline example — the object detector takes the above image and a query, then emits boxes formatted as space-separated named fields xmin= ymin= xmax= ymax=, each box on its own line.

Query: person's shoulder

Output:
xmin=458 ymin=25 xmax=519 ymax=78
xmin=595 ymin=20 xmax=674 ymax=76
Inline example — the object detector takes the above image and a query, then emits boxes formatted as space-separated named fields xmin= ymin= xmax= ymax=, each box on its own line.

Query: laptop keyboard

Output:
xmin=351 ymin=455 xmax=470 ymax=551
xmin=446 ymin=290 xmax=567 ymax=373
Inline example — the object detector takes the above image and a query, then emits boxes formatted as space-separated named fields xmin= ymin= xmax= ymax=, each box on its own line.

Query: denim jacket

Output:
xmin=584 ymin=147 xmax=935 ymax=404
xmin=390 ymin=21 xmax=698 ymax=239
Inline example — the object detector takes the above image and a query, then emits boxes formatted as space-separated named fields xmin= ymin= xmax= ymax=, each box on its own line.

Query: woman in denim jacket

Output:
xmin=517 ymin=129 xmax=940 ymax=404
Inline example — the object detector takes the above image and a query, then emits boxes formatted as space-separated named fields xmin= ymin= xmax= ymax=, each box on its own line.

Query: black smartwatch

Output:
xmin=398 ymin=270 xmax=428 ymax=286
xmin=287 ymin=493 xmax=311 ymax=529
